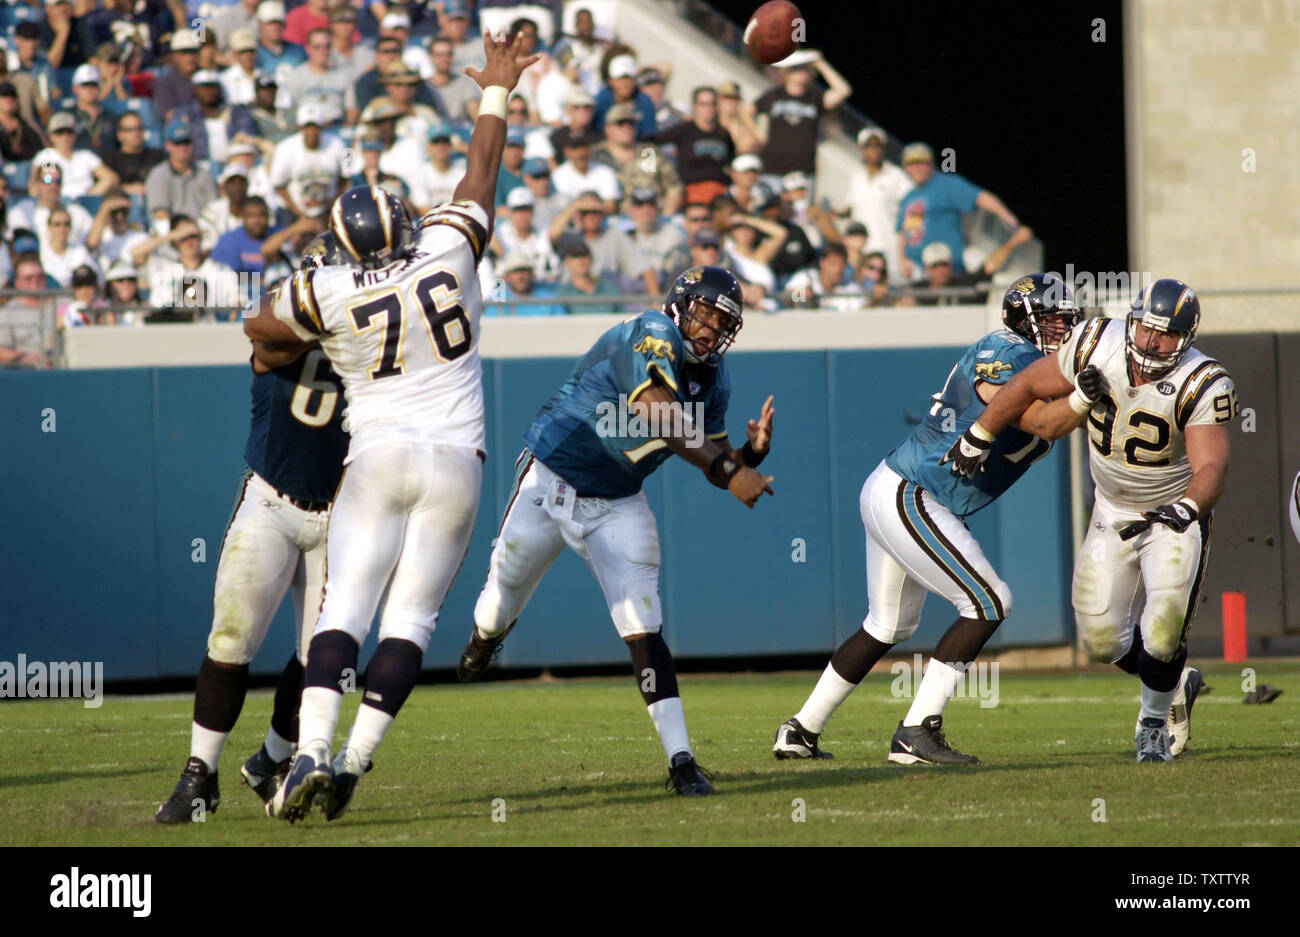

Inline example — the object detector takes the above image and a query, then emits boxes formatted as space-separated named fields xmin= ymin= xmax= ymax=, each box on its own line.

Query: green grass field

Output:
xmin=3 ymin=663 xmax=1297 ymax=846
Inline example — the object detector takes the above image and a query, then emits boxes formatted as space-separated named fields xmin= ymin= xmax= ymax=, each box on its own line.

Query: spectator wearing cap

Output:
xmin=64 ymin=63 xmax=116 ymax=153
xmin=211 ymin=194 xmax=277 ymax=279
xmin=99 ymin=109 xmax=162 ymax=195
xmin=844 ymin=126 xmax=912 ymax=277
xmin=592 ymin=51 xmax=656 ymax=138
xmin=1 ymin=252 xmax=54 ymax=369
xmin=0 ymin=81 xmax=44 ymax=161
xmin=429 ymin=36 xmax=480 ymax=122
xmin=908 ymin=225 xmax=1034 ymax=306
xmin=34 ymin=113 xmax=120 ymax=198
xmin=138 ymin=215 xmax=239 ymax=315
xmin=409 ymin=124 xmax=466 ymax=213
xmin=144 ymin=120 xmax=218 ymax=230
xmin=754 ymin=186 xmax=816 ymax=286
xmin=780 ymin=170 xmax=843 ymax=250
xmin=895 ymin=141 xmax=1020 ymax=280
xmin=491 ymin=127 xmax=530 ymax=217
xmin=7 ymin=164 xmax=93 ymax=246
xmin=519 ymin=158 xmax=566 ymax=230
xmin=12 ymin=20 xmax=61 ymax=108
xmin=551 ymin=134 xmax=620 ymax=214
xmin=41 ymin=205 xmax=101 ymax=288
xmin=750 ymin=49 xmax=853 ymax=179
xmin=553 ymin=238 xmax=621 ymax=314
xmin=625 ymin=187 xmax=685 ymax=282
xmin=0 ymin=40 xmax=48 ymax=129
xmin=103 ymin=259 xmax=146 ymax=320
xmin=353 ymin=36 xmax=440 ymax=118
xmin=221 ymin=29 xmax=263 ymax=106
xmin=493 ymin=251 xmax=567 ymax=317
xmin=360 ymin=95 xmax=417 ymax=171
xmin=379 ymin=8 xmax=435 ymax=81
xmin=283 ymin=0 xmax=332 ymax=47
xmin=651 ymin=87 xmax=735 ymax=207
xmin=662 ymin=202 xmax=714 ymax=277
xmin=548 ymin=191 xmax=657 ymax=294
xmin=723 ymin=210 xmax=788 ymax=298
xmin=492 ymin=186 xmax=561 ymax=282
xmin=170 ymin=69 xmax=259 ymax=164
xmin=89 ymin=42 xmax=131 ymax=106
xmin=270 ymin=104 xmax=345 ymax=219
xmin=256 ymin=1 xmax=308 ymax=76
xmin=154 ymin=30 xmax=204 ymax=123
xmin=280 ymin=27 xmax=354 ymax=119
xmin=716 ymin=80 xmax=759 ymax=154
xmin=564 ymin=8 xmax=608 ymax=79
xmin=250 ymin=74 xmax=295 ymax=145
xmin=208 ymin=0 xmax=263 ymax=58
xmin=346 ymin=133 xmax=404 ymax=197
xmin=637 ymin=67 xmax=685 ymax=132
xmin=199 ymin=163 xmax=254 ymax=249
xmin=380 ymin=60 xmax=442 ymax=142
xmin=592 ymin=104 xmax=682 ymax=216
xmin=59 ymin=264 xmax=109 ymax=328
xmin=328 ymin=4 xmax=373 ymax=84
xmin=551 ymin=86 xmax=596 ymax=156
xmin=86 ymin=189 xmax=148 ymax=268
xmin=785 ymin=242 xmax=865 ymax=311
xmin=433 ymin=0 xmax=484 ymax=73
xmin=729 ymin=154 xmax=764 ymax=213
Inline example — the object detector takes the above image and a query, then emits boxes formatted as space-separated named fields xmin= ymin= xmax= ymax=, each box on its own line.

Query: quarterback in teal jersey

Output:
xmin=775 ymin=273 xmax=1100 ymax=765
xmin=458 ymin=265 xmax=774 ymax=796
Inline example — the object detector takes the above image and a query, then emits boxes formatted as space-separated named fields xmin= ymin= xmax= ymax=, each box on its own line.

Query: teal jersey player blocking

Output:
xmin=775 ymin=273 xmax=1093 ymax=768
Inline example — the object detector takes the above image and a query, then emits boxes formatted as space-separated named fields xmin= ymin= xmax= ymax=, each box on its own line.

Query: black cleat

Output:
xmin=268 ymin=748 xmax=332 ymax=822
xmin=665 ymin=751 xmax=715 ymax=796
xmin=240 ymin=745 xmax=290 ymax=805
xmin=320 ymin=753 xmax=373 ymax=821
xmin=773 ymin=717 xmax=834 ymax=760
xmin=155 ymin=756 xmax=220 ymax=824
xmin=887 ymin=715 xmax=979 ymax=766
xmin=456 ymin=621 xmax=515 ymax=682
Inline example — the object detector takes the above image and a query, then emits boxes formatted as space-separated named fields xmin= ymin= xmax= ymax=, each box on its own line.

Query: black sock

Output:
xmin=304 ymin=629 xmax=359 ymax=691
xmin=1138 ymin=642 xmax=1187 ymax=693
xmin=829 ymin=628 xmax=894 ymax=684
xmin=193 ymin=655 xmax=249 ymax=733
xmin=627 ymin=633 xmax=680 ymax=705
xmin=932 ymin=616 xmax=1002 ymax=667
xmin=270 ymin=654 xmax=305 ymax=745
xmin=360 ymin=638 xmax=424 ymax=717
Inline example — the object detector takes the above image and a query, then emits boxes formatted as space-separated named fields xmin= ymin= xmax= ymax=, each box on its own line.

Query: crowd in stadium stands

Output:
xmin=0 ymin=0 xmax=1031 ymax=368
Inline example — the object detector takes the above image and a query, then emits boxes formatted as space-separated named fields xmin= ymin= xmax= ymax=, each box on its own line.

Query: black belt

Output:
xmin=281 ymin=491 xmax=331 ymax=513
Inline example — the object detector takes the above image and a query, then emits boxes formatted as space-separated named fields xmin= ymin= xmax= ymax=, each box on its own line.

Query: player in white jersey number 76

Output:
xmin=242 ymin=30 xmax=541 ymax=822
xmin=952 ymin=278 xmax=1235 ymax=763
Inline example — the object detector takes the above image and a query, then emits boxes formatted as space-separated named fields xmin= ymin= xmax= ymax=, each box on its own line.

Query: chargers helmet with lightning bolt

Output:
xmin=1126 ymin=277 xmax=1200 ymax=378
xmin=1001 ymin=272 xmax=1081 ymax=355
xmin=663 ymin=265 xmax=744 ymax=366
xmin=329 ymin=185 xmax=413 ymax=270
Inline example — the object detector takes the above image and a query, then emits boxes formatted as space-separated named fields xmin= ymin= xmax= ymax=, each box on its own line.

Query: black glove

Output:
xmin=940 ymin=425 xmax=994 ymax=477
xmin=1143 ymin=500 xmax=1198 ymax=534
xmin=1075 ymin=364 xmax=1107 ymax=403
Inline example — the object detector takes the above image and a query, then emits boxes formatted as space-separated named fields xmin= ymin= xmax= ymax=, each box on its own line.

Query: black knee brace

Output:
xmin=270 ymin=654 xmax=305 ymax=743
xmin=305 ymin=629 xmax=359 ymax=692
xmin=360 ymin=638 xmax=424 ymax=717
xmin=1114 ymin=624 xmax=1142 ymax=674
xmin=933 ymin=616 xmax=1002 ymax=667
xmin=627 ymin=633 xmax=679 ymax=705
xmin=1138 ymin=642 xmax=1187 ymax=693
xmin=193 ymin=654 xmax=249 ymax=733
xmin=829 ymin=628 xmax=894 ymax=685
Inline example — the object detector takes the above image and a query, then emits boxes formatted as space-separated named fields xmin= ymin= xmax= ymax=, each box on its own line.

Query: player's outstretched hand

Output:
xmin=463 ymin=29 xmax=541 ymax=93
xmin=729 ymin=465 xmax=774 ymax=508
xmin=940 ymin=423 xmax=994 ymax=477
xmin=746 ymin=394 xmax=774 ymax=454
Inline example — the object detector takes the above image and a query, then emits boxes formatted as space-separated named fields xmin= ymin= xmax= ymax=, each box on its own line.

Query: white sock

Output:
xmin=1140 ymin=682 xmax=1177 ymax=723
xmin=793 ymin=664 xmax=857 ymax=734
xmin=339 ymin=704 xmax=394 ymax=772
xmin=190 ymin=724 xmax=228 ymax=772
xmin=263 ymin=725 xmax=294 ymax=763
xmin=904 ymin=659 xmax=967 ymax=727
xmin=648 ymin=697 xmax=691 ymax=761
xmin=297 ymin=686 xmax=343 ymax=759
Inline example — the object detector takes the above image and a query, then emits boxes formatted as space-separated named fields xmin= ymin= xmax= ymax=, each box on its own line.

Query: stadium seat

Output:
xmin=75 ymin=195 xmax=103 ymax=217
xmin=125 ymin=97 xmax=157 ymax=127
xmin=102 ymin=96 xmax=131 ymax=118
xmin=3 ymin=160 xmax=31 ymax=195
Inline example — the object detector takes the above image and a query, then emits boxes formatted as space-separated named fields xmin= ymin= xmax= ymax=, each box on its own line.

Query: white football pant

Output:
xmin=474 ymin=452 xmax=663 ymax=640
xmin=313 ymin=442 xmax=482 ymax=652
xmin=206 ymin=469 xmax=329 ymax=666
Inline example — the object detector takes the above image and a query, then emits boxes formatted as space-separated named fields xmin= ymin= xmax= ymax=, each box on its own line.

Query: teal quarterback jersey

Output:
xmin=523 ymin=310 xmax=731 ymax=498
xmin=886 ymin=329 xmax=1051 ymax=518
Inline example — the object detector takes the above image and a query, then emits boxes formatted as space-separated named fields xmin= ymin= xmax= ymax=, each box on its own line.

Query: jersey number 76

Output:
xmin=347 ymin=269 xmax=472 ymax=380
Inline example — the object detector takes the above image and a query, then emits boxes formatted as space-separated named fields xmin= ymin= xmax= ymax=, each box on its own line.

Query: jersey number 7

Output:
xmin=348 ymin=269 xmax=472 ymax=380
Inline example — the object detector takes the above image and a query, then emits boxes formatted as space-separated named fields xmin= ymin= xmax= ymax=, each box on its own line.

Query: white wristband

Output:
xmin=480 ymin=86 xmax=509 ymax=121
xmin=969 ymin=421 xmax=995 ymax=443
xmin=1068 ymin=388 xmax=1093 ymax=415
xmin=1179 ymin=497 xmax=1200 ymax=516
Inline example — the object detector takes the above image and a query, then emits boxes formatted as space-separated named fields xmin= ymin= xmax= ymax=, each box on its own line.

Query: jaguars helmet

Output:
xmin=299 ymin=231 xmax=353 ymax=270
xmin=1126 ymin=278 xmax=1199 ymax=379
xmin=1001 ymin=272 xmax=1080 ymax=355
xmin=663 ymin=265 xmax=743 ymax=366
xmin=329 ymin=185 xmax=413 ymax=269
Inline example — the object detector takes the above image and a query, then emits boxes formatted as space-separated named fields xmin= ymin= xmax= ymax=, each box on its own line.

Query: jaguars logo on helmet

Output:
xmin=1001 ymin=271 xmax=1080 ymax=355
xmin=329 ymin=185 xmax=413 ymax=270
xmin=1126 ymin=277 xmax=1200 ymax=378
xmin=299 ymin=231 xmax=353 ymax=270
xmin=663 ymin=265 xmax=743 ymax=366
